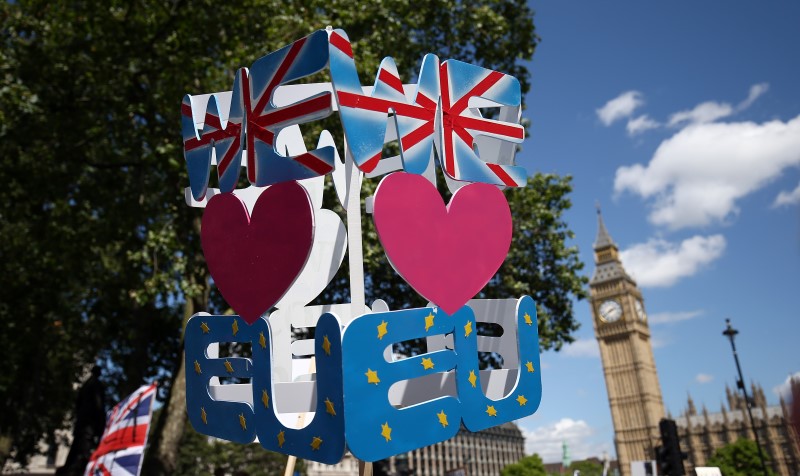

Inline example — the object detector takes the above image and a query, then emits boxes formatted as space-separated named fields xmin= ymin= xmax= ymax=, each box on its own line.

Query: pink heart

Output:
xmin=372 ymin=173 xmax=512 ymax=315
xmin=201 ymin=182 xmax=314 ymax=324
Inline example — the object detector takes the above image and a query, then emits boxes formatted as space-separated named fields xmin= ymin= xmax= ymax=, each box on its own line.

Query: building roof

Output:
xmin=676 ymin=405 xmax=785 ymax=428
xmin=590 ymin=207 xmax=633 ymax=284
xmin=594 ymin=206 xmax=616 ymax=249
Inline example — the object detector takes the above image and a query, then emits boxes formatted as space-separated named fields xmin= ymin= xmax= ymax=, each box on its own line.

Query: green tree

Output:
xmin=0 ymin=0 xmax=588 ymax=472
xmin=568 ymin=459 xmax=603 ymax=476
xmin=502 ymin=454 xmax=547 ymax=476
xmin=173 ymin=418 xmax=300 ymax=476
xmin=706 ymin=438 xmax=775 ymax=476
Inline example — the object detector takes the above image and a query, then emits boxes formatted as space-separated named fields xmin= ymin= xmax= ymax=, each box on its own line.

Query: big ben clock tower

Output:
xmin=589 ymin=210 xmax=665 ymax=476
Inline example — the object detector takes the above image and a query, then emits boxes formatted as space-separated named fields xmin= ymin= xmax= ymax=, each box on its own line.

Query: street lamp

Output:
xmin=722 ymin=318 xmax=769 ymax=476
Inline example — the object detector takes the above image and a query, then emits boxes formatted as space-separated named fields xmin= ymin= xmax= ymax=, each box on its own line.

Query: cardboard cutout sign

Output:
xmin=181 ymin=27 xmax=544 ymax=465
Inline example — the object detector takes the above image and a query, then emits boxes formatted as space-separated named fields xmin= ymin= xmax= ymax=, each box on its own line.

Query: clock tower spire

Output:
xmin=589 ymin=208 xmax=665 ymax=476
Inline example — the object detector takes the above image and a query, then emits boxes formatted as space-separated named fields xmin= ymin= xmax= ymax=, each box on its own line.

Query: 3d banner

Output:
xmin=181 ymin=28 xmax=543 ymax=465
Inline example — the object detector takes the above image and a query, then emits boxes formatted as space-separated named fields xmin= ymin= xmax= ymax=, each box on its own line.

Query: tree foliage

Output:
xmin=502 ymin=454 xmax=547 ymax=476
xmin=706 ymin=438 xmax=775 ymax=476
xmin=173 ymin=418 xmax=300 ymax=476
xmin=0 ymin=0 xmax=588 ymax=472
xmin=568 ymin=459 xmax=604 ymax=476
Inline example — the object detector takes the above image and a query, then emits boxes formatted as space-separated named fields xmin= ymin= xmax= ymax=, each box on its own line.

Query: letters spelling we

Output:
xmin=181 ymin=28 xmax=528 ymax=202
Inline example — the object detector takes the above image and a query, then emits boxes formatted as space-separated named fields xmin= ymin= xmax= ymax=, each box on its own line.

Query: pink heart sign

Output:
xmin=372 ymin=172 xmax=512 ymax=315
xmin=201 ymin=182 xmax=314 ymax=324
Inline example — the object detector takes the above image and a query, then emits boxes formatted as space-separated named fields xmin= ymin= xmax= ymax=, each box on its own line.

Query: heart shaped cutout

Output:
xmin=201 ymin=182 xmax=314 ymax=324
xmin=372 ymin=172 xmax=512 ymax=314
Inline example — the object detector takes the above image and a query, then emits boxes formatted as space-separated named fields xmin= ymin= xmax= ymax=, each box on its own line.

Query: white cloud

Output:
xmin=696 ymin=373 xmax=714 ymax=384
xmin=773 ymin=181 xmax=800 ymax=208
xmin=737 ymin=82 xmax=769 ymax=111
xmin=668 ymin=101 xmax=734 ymax=127
xmin=597 ymin=91 xmax=644 ymax=126
xmin=620 ymin=235 xmax=726 ymax=287
xmin=563 ymin=339 xmax=600 ymax=358
xmin=627 ymin=115 xmax=660 ymax=135
xmin=772 ymin=371 xmax=800 ymax=400
xmin=649 ymin=310 xmax=704 ymax=325
xmin=667 ymin=83 xmax=768 ymax=128
xmin=520 ymin=418 xmax=610 ymax=462
xmin=615 ymin=116 xmax=800 ymax=229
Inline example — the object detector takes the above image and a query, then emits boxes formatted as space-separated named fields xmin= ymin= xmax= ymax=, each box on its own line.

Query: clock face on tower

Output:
xmin=635 ymin=300 xmax=647 ymax=322
xmin=598 ymin=300 xmax=622 ymax=322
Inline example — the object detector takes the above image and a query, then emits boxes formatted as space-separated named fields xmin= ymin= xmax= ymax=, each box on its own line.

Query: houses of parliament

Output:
xmin=589 ymin=210 xmax=800 ymax=476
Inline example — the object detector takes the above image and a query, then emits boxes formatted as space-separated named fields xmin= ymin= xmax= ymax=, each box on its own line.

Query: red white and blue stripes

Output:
xmin=328 ymin=29 xmax=526 ymax=187
xmin=329 ymin=29 xmax=439 ymax=176
xmin=182 ymin=30 xmax=335 ymax=201
xmin=244 ymin=30 xmax=335 ymax=187
xmin=182 ymin=28 xmax=529 ymax=201
xmin=438 ymin=60 xmax=526 ymax=187
xmin=181 ymin=70 xmax=246 ymax=201
xmin=84 ymin=383 xmax=157 ymax=476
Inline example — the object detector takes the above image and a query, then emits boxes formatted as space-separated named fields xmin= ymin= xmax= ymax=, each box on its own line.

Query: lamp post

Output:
xmin=722 ymin=318 xmax=769 ymax=476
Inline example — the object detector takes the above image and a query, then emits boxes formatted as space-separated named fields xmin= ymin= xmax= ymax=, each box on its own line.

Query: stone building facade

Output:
xmin=589 ymin=211 xmax=800 ymax=476
xmin=675 ymin=384 xmax=800 ymax=476
xmin=588 ymin=211 xmax=665 ymax=476
xmin=307 ymin=422 xmax=525 ymax=476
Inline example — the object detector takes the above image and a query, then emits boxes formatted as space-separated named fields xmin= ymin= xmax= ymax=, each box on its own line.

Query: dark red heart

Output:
xmin=200 ymin=183 xmax=314 ymax=324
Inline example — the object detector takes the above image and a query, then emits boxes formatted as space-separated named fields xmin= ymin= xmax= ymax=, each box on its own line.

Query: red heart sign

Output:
xmin=201 ymin=182 xmax=314 ymax=324
xmin=372 ymin=173 xmax=512 ymax=315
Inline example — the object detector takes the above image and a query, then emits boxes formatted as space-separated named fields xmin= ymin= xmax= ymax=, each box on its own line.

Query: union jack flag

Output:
xmin=84 ymin=383 xmax=157 ymax=476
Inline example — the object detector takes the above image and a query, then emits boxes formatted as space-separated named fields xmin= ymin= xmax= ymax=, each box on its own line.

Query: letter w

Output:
xmin=328 ymin=28 xmax=440 ymax=176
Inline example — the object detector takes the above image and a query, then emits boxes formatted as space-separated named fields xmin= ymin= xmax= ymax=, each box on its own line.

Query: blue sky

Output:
xmin=514 ymin=1 xmax=800 ymax=462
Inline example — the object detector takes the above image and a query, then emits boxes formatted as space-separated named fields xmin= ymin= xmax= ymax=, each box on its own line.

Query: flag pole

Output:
xmin=344 ymin=130 xmax=371 ymax=476
xmin=282 ymin=356 xmax=315 ymax=476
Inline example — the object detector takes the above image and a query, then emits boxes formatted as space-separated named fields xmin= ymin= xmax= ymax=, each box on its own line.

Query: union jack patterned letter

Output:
xmin=182 ymin=30 xmax=336 ymax=199
xmin=329 ymin=29 xmax=439 ymax=176
xmin=438 ymin=60 xmax=527 ymax=187
xmin=244 ymin=30 xmax=336 ymax=186
xmin=181 ymin=69 xmax=246 ymax=201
